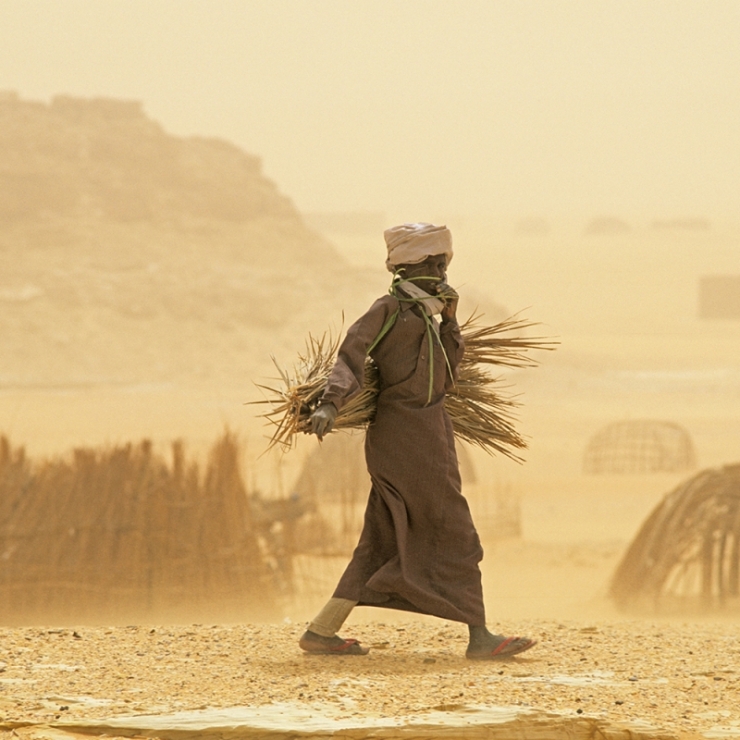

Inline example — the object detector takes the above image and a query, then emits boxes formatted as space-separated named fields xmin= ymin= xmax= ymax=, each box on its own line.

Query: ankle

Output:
xmin=468 ymin=625 xmax=489 ymax=638
xmin=469 ymin=626 xmax=503 ymax=649
xmin=302 ymin=629 xmax=336 ymax=642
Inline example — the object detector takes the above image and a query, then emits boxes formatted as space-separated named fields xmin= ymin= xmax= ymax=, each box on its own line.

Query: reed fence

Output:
xmin=0 ymin=432 xmax=280 ymax=624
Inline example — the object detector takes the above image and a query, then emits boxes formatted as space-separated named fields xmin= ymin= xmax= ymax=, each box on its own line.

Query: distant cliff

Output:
xmin=0 ymin=92 xmax=297 ymax=225
xmin=0 ymin=93 xmax=375 ymax=387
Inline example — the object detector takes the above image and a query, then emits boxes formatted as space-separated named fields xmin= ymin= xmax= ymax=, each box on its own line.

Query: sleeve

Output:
xmin=440 ymin=319 xmax=465 ymax=390
xmin=320 ymin=297 xmax=396 ymax=412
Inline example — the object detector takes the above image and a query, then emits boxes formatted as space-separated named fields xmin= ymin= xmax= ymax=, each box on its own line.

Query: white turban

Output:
xmin=384 ymin=222 xmax=453 ymax=273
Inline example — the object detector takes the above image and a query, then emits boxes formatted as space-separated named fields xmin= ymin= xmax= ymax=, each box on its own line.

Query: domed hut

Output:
xmin=583 ymin=420 xmax=696 ymax=474
xmin=610 ymin=464 xmax=740 ymax=612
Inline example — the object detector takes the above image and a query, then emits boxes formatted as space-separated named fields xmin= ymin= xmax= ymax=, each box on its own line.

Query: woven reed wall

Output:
xmin=0 ymin=433 xmax=280 ymax=625
xmin=584 ymin=420 xmax=696 ymax=474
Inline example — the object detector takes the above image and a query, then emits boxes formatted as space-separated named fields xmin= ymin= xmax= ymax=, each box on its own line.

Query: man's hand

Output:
xmin=438 ymin=283 xmax=459 ymax=324
xmin=310 ymin=402 xmax=337 ymax=440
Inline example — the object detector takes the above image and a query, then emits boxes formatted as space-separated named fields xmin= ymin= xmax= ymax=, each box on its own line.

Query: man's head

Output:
xmin=395 ymin=253 xmax=448 ymax=295
xmin=384 ymin=222 xmax=453 ymax=274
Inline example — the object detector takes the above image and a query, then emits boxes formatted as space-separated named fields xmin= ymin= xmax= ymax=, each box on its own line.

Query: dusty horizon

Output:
xmin=2 ymin=1 xmax=739 ymax=220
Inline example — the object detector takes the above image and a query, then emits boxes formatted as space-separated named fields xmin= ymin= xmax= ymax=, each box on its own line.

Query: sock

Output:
xmin=308 ymin=597 xmax=358 ymax=638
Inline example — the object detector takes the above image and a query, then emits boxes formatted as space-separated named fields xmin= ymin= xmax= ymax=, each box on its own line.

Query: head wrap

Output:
xmin=384 ymin=222 xmax=453 ymax=273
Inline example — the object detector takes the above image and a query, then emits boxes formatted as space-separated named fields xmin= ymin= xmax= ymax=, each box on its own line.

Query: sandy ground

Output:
xmin=0 ymin=619 xmax=739 ymax=739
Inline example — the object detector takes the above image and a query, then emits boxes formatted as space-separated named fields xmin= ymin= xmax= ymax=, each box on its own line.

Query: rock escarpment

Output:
xmin=0 ymin=93 xmax=298 ymax=225
xmin=0 ymin=92 xmax=372 ymax=386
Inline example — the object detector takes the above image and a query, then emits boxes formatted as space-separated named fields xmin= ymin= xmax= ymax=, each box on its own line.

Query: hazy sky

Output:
xmin=2 ymin=1 xmax=739 ymax=219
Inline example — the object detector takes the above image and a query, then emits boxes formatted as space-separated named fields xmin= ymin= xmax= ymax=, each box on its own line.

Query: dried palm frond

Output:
xmin=253 ymin=312 xmax=556 ymax=459
xmin=447 ymin=312 xmax=555 ymax=457
xmin=458 ymin=313 xmax=551 ymax=368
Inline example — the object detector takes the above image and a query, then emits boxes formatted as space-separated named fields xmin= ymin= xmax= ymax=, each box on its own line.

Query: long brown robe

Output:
xmin=321 ymin=294 xmax=486 ymax=625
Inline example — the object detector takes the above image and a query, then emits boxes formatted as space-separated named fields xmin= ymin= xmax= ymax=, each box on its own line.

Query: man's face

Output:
xmin=398 ymin=254 xmax=448 ymax=295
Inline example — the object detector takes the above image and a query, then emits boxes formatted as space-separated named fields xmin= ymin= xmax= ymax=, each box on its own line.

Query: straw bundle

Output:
xmin=256 ymin=313 xmax=555 ymax=460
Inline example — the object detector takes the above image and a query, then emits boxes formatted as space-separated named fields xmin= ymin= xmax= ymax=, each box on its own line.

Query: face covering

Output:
xmin=396 ymin=278 xmax=445 ymax=316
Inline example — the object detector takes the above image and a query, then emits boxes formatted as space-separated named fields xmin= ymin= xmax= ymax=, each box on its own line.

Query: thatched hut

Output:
xmin=583 ymin=420 xmax=696 ymax=474
xmin=610 ymin=463 xmax=740 ymax=612
xmin=699 ymin=275 xmax=740 ymax=320
xmin=0 ymin=433 xmax=281 ymax=625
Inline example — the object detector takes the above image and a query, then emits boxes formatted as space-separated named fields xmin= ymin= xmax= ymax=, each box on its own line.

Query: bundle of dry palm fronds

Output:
xmin=254 ymin=313 xmax=555 ymax=460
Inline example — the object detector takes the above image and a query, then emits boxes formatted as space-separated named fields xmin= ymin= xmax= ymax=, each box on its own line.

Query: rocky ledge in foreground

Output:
xmin=5 ymin=705 xmax=677 ymax=740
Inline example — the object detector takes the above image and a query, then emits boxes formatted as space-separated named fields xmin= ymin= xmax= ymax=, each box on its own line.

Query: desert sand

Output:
xmin=0 ymin=618 xmax=739 ymax=739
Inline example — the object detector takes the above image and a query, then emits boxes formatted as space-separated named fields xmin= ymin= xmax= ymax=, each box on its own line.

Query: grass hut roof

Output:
xmin=610 ymin=463 xmax=740 ymax=613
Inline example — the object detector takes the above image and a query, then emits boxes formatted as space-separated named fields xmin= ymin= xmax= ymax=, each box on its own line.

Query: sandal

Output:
xmin=299 ymin=632 xmax=370 ymax=656
xmin=466 ymin=635 xmax=536 ymax=660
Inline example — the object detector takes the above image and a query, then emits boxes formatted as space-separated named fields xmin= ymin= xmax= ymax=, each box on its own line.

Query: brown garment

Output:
xmin=321 ymin=294 xmax=486 ymax=625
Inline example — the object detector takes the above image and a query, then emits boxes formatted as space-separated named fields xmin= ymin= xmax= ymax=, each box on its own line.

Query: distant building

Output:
xmin=699 ymin=275 xmax=740 ymax=320
xmin=651 ymin=217 xmax=710 ymax=231
xmin=583 ymin=216 xmax=631 ymax=235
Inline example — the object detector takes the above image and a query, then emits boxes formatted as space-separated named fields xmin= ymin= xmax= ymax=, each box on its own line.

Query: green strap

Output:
xmin=365 ymin=272 xmax=454 ymax=405
xmin=425 ymin=312 xmax=435 ymax=403
xmin=366 ymin=306 xmax=400 ymax=355
xmin=418 ymin=307 xmax=455 ymax=404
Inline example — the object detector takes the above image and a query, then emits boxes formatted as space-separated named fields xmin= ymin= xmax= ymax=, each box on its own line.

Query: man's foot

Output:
xmin=299 ymin=630 xmax=370 ymax=655
xmin=466 ymin=630 xmax=536 ymax=660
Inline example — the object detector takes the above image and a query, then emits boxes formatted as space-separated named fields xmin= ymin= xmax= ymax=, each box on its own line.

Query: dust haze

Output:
xmin=0 ymin=2 xmax=739 ymax=630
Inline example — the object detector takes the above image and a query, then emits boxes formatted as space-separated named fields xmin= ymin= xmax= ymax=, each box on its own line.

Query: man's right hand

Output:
xmin=310 ymin=402 xmax=337 ymax=440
